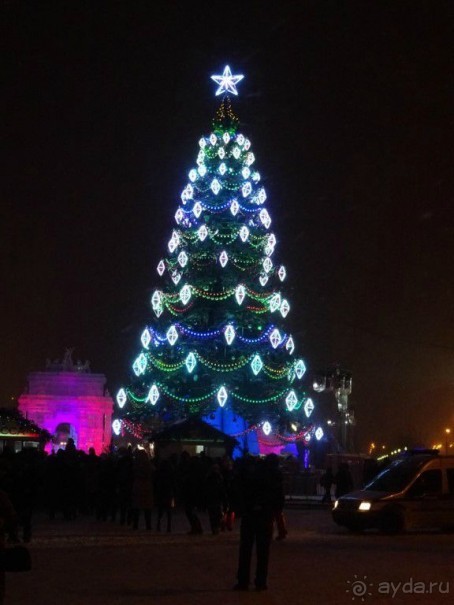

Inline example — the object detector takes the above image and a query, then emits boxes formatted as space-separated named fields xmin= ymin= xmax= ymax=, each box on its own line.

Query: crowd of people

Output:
xmin=0 ymin=441 xmax=289 ymax=541
xmin=0 ymin=442 xmax=289 ymax=593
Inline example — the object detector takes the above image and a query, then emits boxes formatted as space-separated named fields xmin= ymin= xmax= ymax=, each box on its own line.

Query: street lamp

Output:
xmin=445 ymin=428 xmax=451 ymax=455
xmin=313 ymin=366 xmax=353 ymax=451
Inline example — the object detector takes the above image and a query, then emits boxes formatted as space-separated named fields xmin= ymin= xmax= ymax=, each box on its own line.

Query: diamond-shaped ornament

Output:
xmin=198 ymin=225 xmax=208 ymax=241
xmin=116 ymin=388 xmax=127 ymax=408
xmin=141 ymin=329 xmax=151 ymax=349
xmin=157 ymin=260 xmax=165 ymax=276
xmin=250 ymin=354 xmax=263 ymax=376
xmin=294 ymin=359 xmax=306 ymax=380
xmin=193 ymin=202 xmax=202 ymax=218
xmin=304 ymin=398 xmax=315 ymax=418
xmin=178 ymin=251 xmax=188 ymax=268
xmin=280 ymin=299 xmax=290 ymax=318
xmin=179 ymin=285 xmax=191 ymax=305
xmin=230 ymin=200 xmax=239 ymax=216
xmin=219 ymin=251 xmax=229 ymax=268
xmin=269 ymin=329 xmax=281 ymax=349
xmin=148 ymin=384 xmax=160 ymax=406
xmin=285 ymin=390 xmax=298 ymax=411
xmin=167 ymin=325 xmax=178 ymax=346
xmin=217 ymin=386 xmax=228 ymax=407
xmin=278 ymin=265 xmax=286 ymax=281
xmin=235 ymin=284 xmax=246 ymax=305
xmin=185 ymin=352 xmax=197 ymax=374
xmin=211 ymin=179 xmax=221 ymax=195
xmin=224 ymin=324 xmax=236 ymax=345
xmin=239 ymin=226 xmax=249 ymax=242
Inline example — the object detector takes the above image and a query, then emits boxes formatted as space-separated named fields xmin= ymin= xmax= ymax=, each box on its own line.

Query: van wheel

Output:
xmin=380 ymin=510 xmax=404 ymax=534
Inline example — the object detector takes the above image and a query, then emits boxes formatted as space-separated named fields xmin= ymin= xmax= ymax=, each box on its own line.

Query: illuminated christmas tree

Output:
xmin=115 ymin=67 xmax=321 ymax=453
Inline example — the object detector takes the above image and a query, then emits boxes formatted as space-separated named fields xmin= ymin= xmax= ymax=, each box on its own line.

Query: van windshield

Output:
xmin=365 ymin=457 xmax=432 ymax=493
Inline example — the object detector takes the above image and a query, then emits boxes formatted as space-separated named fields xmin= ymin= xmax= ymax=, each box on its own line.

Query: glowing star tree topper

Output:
xmin=211 ymin=65 xmax=244 ymax=96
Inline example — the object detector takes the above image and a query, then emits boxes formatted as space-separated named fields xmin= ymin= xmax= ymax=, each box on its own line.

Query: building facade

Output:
xmin=19 ymin=350 xmax=114 ymax=454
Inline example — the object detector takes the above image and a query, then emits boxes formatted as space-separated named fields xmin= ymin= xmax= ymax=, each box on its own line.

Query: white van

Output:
xmin=332 ymin=452 xmax=454 ymax=533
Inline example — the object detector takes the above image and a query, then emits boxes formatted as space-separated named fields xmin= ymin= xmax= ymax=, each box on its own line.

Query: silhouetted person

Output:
xmin=320 ymin=467 xmax=334 ymax=503
xmin=335 ymin=463 xmax=354 ymax=498
xmin=234 ymin=455 xmax=284 ymax=591
xmin=0 ymin=489 xmax=17 ymax=605
xmin=182 ymin=457 xmax=203 ymax=534
xmin=155 ymin=459 xmax=175 ymax=533
xmin=116 ymin=448 xmax=134 ymax=526
xmin=205 ymin=464 xmax=226 ymax=535
xmin=131 ymin=450 xmax=154 ymax=530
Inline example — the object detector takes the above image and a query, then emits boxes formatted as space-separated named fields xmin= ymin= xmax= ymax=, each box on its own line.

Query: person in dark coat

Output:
xmin=234 ymin=455 xmax=284 ymax=591
xmin=0 ymin=489 xmax=17 ymax=605
xmin=131 ymin=450 xmax=154 ymax=530
xmin=205 ymin=464 xmax=226 ymax=535
xmin=181 ymin=457 xmax=204 ymax=535
xmin=154 ymin=459 xmax=175 ymax=533
xmin=320 ymin=467 xmax=334 ymax=503
xmin=334 ymin=463 xmax=354 ymax=498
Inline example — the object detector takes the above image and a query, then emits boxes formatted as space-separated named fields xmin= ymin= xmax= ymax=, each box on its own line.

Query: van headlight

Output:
xmin=358 ymin=501 xmax=371 ymax=511
xmin=333 ymin=500 xmax=339 ymax=509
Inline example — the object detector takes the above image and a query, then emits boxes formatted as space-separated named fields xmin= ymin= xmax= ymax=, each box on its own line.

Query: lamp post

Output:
xmin=313 ymin=366 xmax=353 ymax=452
xmin=445 ymin=428 xmax=451 ymax=455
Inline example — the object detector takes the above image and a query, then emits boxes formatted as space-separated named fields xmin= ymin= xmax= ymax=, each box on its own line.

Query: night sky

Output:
xmin=4 ymin=0 xmax=453 ymax=449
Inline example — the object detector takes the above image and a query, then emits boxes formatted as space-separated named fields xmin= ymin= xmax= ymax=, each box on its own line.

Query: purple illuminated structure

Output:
xmin=19 ymin=350 xmax=113 ymax=454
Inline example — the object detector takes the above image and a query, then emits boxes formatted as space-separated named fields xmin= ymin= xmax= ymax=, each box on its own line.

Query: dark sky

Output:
xmin=3 ymin=0 xmax=453 ymax=449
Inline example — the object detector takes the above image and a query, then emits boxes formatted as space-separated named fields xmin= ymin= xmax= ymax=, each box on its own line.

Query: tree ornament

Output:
xmin=232 ymin=146 xmax=241 ymax=159
xmin=185 ymin=352 xmax=197 ymax=373
xmin=211 ymin=179 xmax=221 ymax=195
xmin=304 ymin=398 xmax=314 ymax=418
xmin=218 ymin=148 xmax=225 ymax=159
xmin=178 ymin=251 xmax=188 ymax=268
xmin=112 ymin=419 xmax=122 ymax=436
xmin=223 ymin=132 xmax=230 ymax=144
xmin=224 ymin=324 xmax=236 ymax=345
xmin=315 ymin=427 xmax=324 ymax=440
xmin=262 ymin=421 xmax=272 ymax=436
xmin=230 ymin=200 xmax=239 ymax=216
xmin=192 ymin=201 xmax=202 ymax=218
xmin=219 ymin=162 xmax=227 ymax=175
xmin=285 ymin=390 xmax=298 ymax=411
xmin=189 ymin=169 xmax=197 ymax=182
xmin=235 ymin=284 xmax=246 ymax=305
xmin=278 ymin=265 xmax=286 ymax=281
xmin=166 ymin=325 xmax=178 ymax=346
xmin=157 ymin=260 xmax=165 ymax=276
xmin=259 ymin=209 xmax=271 ymax=229
xmin=211 ymin=65 xmax=244 ymax=96
xmin=286 ymin=336 xmax=295 ymax=355
xmin=217 ymin=386 xmax=228 ymax=407
xmin=280 ymin=299 xmax=290 ymax=317
xmin=198 ymin=164 xmax=207 ymax=176
xmin=294 ymin=359 xmax=306 ymax=380
xmin=198 ymin=225 xmax=208 ymax=241
xmin=242 ymin=167 xmax=250 ymax=179
xmin=251 ymin=354 xmax=263 ymax=376
xmin=141 ymin=329 xmax=151 ymax=349
xmin=133 ymin=353 xmax=147 ymax=376
xmin=148 ymin=384 xmax=160 ymax=406
xmin=269 ymin=328 xmax=282 ymax=349
xmin=116 ymin=388 xmax=127 ymax=408
xmin=219 ymin=250 xmax=229 ymax=267
xmin=239 ymin=226 xmax=249 ymax=242
xmin=179 ymin=284 xmax=192 ymax=305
